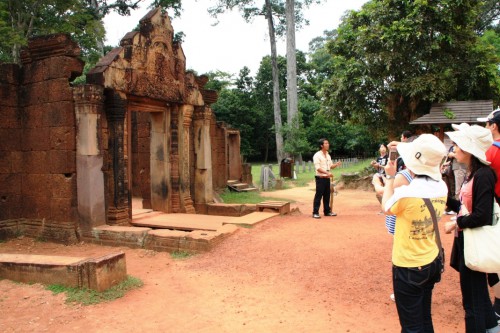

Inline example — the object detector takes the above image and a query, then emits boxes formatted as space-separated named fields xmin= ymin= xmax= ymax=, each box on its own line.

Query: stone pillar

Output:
xmin=193 ymin=107 xmax=214 ymax=209
xmin=104 ymin=90 xmax=129 ymax=225
xmin=170 ymin=105 xmax=181 ymax=212
xmin=179 ymin=105 xmax=195 ymax=213
xmin=74 ymin=85 xmax=106 ymax=230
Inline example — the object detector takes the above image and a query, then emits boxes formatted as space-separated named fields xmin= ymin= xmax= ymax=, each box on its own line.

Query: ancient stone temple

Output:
xmin=0 ymin=8 xmax=244 ymax=244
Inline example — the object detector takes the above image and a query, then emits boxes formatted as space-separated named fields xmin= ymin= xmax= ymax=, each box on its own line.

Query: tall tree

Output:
xmin=323 ymin=0 xmax=500 ymax=139
xmin=208 ymin=0 xmax=320 ymax=162
xmin=264 ymin=0 xmax=285 ymax=163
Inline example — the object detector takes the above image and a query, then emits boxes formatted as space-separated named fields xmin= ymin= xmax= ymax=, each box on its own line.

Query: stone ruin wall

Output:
xmin=0 ymin=35 xmax=83 ymax=243
xmin=0 ymin=15 xmax=245 ymax=245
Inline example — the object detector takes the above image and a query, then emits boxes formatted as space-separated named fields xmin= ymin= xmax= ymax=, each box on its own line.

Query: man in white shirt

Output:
xmin=312 ymin=138 xmax=341 ymax=219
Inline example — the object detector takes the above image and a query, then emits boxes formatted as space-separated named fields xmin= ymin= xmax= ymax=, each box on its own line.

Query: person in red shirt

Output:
xmin=478 ymin=108 xmax=500 ymax=323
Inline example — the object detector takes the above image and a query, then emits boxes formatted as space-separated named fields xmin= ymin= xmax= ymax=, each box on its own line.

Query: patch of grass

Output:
xmin=46 ymin=275 xmax=143 ymax=306
xmin=250 ymin=159 xmax=373 ymax=189
xmin=219 ymin=189 xmax=290 ymax=204
xmin=170 ymin=250 xmax=194 ymax=260
xmin=235 ymin=224 xmax=253 ymax=229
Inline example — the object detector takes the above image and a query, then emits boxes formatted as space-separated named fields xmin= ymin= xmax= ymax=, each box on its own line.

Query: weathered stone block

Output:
xmin=22 ymin=195 xmax=51 ymax=219
xmin=22 ymin=127 xmax=51 ymax=151
xmin=91 ymin=225 xmax=151 ymax=248
xmin=20 ymin=151 xmax=50 ymax=173
xmin=84 ymin=252 xmax=127 ymax=292
xmin=0 ymin=174 xmax=22 ymax=195
xmin=46 ymin=101 xmax=75 ymax=127
xmin=49 ymin=150 xmax=76 ymax=174
xmin=0 ymin=151 xmax=12 ymax=173
xmin=51 ymin=173 xmax=76 ymax=198
xmin=24 ymin=104 xmax=48 ymax=128
xmin=50 ymin=198 xmax=77 ymax=221
xmin=0 ymin=84 xmax=18 ymax=107
xmin=0 ymin=129 xmax=22 ymax=151
xmin=50 ymin=126 xmax=75 ymax=150
xmin=47 ymin=56 xmax=84 ymax=81
xmin=0 ymin=195 xmax=22 ymax=220
xmin=0 ymin=106 xmax=22 ymax=129
xmin=0 ymin=254 xmax=87 ymax=287
xmin=10 ymin=151 xmax=23 ymax=173
xmin=22 ymin=79 xmax=73 ymax=106
xmin=22 ymin=174 xmax=52 ymax=197
xmin=22 ymin=61 xmax=50 ymax=84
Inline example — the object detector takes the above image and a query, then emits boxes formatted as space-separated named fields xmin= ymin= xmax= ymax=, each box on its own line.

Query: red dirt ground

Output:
xmin=0 ymin=183 xmax=465 ymax=332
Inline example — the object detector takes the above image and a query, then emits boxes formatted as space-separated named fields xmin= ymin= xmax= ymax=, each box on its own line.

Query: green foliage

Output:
xmin=0 ymin=0 xmax=183 ymax=65
xmin=46 ymin=275 xmax=143 ymax=306
xmin=219 ymin=189 xmax=290 ymax=203
xmin=170 ymin=250 xmax=193 ymax=260
xmin=321 ymin=0 xmax=500 ymax=139
xmin=443 ymin=108 xmax=456 ymax=120
xmin=280 ymin=114 xmax=312 ymax=155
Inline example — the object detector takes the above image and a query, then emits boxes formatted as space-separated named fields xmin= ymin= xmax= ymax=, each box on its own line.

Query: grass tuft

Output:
xmin=46 ymin=275 xmax=143 ymax=306
xmin=170 ymin=250 xmax=194 ymax=260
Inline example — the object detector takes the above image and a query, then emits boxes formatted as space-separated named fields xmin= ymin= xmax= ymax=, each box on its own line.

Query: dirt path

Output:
xmin=0 ymin=184 xmax=464 ymax=332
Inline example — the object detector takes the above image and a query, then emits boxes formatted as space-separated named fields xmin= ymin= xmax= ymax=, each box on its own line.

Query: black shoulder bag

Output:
xmin=423 ymin=198 xmax=445 ymax=273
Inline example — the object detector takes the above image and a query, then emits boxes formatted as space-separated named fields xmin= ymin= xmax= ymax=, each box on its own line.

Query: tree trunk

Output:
xmin=265 ymin=0 xmax=284 ymax=163
xmin=286 ymin=0 xmax=298 ymax=126
xmin=285 ymin=0 xmax=300 ymax=162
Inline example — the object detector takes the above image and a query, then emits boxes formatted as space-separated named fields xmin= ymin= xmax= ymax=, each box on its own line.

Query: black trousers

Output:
xmin=313 ymin=177 xmax=331 ymax=215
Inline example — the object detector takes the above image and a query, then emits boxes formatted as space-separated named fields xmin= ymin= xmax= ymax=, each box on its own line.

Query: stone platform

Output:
xmin=0 ymin=252 xmax=126 ymax=291
xmin=83 ymin=210 xmax=280 ymax=254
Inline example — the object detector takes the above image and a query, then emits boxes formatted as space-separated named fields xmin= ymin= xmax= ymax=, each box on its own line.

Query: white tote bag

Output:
xmin=464 ymin=200 xmax=500 ymax=273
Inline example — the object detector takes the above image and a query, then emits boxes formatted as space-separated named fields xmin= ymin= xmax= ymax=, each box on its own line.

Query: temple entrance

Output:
xmin=128 ymin=99 xmax=172 ymax=214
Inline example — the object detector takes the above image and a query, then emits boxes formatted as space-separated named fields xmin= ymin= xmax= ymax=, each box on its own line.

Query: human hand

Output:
xmin=387 ymin=141 xmax=399 ymax=151
xmin=384 ymin=160 xmax=397 ymax=177
xmin=444 ymin=221 xmax=457 ymax=234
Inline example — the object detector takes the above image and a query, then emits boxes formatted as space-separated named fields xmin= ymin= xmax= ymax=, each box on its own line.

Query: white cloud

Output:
xmin=103 ymin=0 xmax=367 ymax=75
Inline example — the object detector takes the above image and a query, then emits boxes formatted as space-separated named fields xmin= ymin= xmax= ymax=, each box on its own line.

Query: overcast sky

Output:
xmin=103 ymin=0 xmax=367 ymax=75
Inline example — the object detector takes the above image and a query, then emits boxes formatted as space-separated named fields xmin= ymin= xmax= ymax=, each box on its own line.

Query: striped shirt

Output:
xmin=385 ymin=170 xmax=413 ymax=235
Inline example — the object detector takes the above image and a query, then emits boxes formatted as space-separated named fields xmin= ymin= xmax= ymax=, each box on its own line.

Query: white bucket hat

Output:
xmin=446 ymin=124 xmax=493 ymax=165
xmin=396 ymin=134 xmax=447 ymax=181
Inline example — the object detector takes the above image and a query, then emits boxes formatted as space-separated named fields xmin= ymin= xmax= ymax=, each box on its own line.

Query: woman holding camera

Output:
xmin=382 ymin=134 xmax=448 ymax=332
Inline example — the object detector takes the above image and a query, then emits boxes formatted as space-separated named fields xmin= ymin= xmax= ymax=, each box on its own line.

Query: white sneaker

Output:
xmin=390 ymin=294 xmax=395 ymax=302
xmin=445 ymin=211 xmax=457 ymax=215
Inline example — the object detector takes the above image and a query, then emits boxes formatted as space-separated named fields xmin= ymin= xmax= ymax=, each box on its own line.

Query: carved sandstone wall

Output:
xmin=0 ymin=9 xmax=244 ymax=245
xmin=0 ymin=34 xmax=83 ymax=242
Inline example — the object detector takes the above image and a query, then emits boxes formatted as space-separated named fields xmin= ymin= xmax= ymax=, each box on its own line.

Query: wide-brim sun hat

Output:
xmin=446 ymin=124 xmax=493 ymax=165
xmin=396 ymin=134 xmax=447 ymax=181
xmin=451 ymin=122 xmax=470 ymax=131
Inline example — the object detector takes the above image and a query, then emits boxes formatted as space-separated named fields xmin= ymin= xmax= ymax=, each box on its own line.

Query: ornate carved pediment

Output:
xmin=87 ymin=7 xmax=205 ymax=105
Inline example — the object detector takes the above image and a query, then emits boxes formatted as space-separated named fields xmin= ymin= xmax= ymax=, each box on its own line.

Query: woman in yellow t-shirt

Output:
xmin=382 ymin=134 xmax=448 ymax=332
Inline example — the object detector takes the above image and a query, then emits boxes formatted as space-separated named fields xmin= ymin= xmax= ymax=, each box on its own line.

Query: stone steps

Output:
xmin=227 ymin=180 xmax=258 ymax=192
